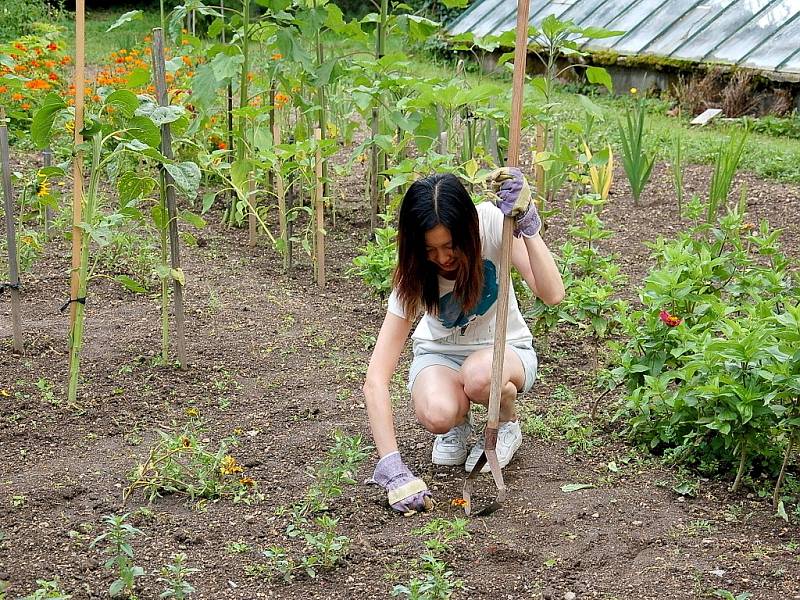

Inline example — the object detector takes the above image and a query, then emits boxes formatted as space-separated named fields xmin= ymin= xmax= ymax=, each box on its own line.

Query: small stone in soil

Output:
xmin=564 ymin=592 xmax=577 ymax=600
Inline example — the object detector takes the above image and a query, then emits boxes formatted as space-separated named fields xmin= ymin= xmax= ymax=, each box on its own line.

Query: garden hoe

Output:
xmin=463 ymin=0 xmax=531 ymax=517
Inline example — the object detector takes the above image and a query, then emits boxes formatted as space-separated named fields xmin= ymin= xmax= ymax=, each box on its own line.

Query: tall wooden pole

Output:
xmin=314 ymin=128 xmax=325 ymax=288
xmin=69 ymin=0 xmax=85 ymax=330
xmin=152 ymin=28 xmax=188 ymax=369
xmin=1 ymin=108 xmax=23 ymax=353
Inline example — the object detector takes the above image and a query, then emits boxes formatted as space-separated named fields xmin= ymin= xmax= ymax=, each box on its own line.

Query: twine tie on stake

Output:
xmin=60 ymin=297 xmax=86 ymax=313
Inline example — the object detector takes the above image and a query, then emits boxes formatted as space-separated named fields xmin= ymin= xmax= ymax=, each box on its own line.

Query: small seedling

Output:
xmin=21 ymin=579 xmax=71 ymax=600
xmin=90 ymin=513 xmax=144 ymax=598
xmin=158 ymin=553 xmax=198 ymax=599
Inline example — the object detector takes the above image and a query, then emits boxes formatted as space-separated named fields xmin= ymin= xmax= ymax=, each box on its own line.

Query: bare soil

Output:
xmin=1 ymin=153 xmax=800 ymax=599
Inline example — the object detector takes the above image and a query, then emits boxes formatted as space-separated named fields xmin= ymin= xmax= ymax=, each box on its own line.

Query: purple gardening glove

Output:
xmin=367 ymin=452 xmax=433 ymax=515
xmin=488 ymin=167 xmax=541 ymax=238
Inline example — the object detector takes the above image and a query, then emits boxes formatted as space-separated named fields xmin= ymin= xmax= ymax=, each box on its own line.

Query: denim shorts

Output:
xmin=407 ymin=341 xmax=538 ymax=394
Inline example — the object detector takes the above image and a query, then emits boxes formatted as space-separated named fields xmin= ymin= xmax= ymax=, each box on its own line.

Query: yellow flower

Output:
xmin=630 ymin=87 xmax=638 ymax=95
xmin=37 ymin=177 xmax=50 ymax=197
xmin=0 ymin=389 xmax=10 ymax=397
xmin=220 ymin=455 xmax=243 ymax=476
xmin=239 ymin=476 xmax=255 ymax=487
xmin=233 ymin=428 xmax=243 ymax=436
xmin=185 ymin=407 xmax=200 ymax=418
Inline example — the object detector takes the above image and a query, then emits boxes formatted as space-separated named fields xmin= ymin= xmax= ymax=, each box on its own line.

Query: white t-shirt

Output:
xmin=387 ymin=202 xmax=532 ymax=352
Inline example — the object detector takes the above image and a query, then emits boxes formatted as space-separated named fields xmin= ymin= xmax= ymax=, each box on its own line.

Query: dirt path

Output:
xmin=1 ymin=157 xmax=799 ymax=599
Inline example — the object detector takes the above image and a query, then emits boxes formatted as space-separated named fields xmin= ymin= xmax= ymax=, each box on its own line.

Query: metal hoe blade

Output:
xmin=463 ymin=427 xmax=507 ymax=516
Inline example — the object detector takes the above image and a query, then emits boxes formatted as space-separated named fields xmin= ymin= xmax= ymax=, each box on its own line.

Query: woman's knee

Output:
xmin=415 ymin=398 xmax=467 ymax=434
xmin=461 ymin=365 xmax=491 ymax=401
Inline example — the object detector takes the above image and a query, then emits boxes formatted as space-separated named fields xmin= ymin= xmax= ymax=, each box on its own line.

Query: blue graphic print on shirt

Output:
xmin=438 ymin=259 xmax=498 ymax=330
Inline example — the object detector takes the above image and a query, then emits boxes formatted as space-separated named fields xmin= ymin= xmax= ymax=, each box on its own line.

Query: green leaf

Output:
xmin=105 ymin=89 xmax=139 ymax=119
xmin=776 ymin=500 xmax=788 ymax=522
xmin=560 ymin=483 xmax=594 ymax=493
xmin=118 ymin=172 xmax=156 ymax=202
xmin=441 ymin=0 xmax=468 ymax=6
xmin=585 ymin=66 xmax=613 ymax=93
xmin=190 ymin=63 xmax=223 ymax=110
xmin=31 ymin=93 xmax=67 ymax=149
xmin=126 ymin=115 xmax=161 ymax=148
xmin=106 ymin=10 xmax=142 ymax=32
xmin=148 ymin=106 xmax=186 ymax=126
xmin=165 ymin=161 xmax=201 ymax=199
xmin=180 ymin=210 xmax=206 ymax=229
xmin=201 ymin=192 xmax=216 ymax=215
xmin=210 ymin=52 xmax=244 ymax=81
xmin=151 ymin=205 xmax=167 ymax=230
xmin=171 ymin=268 xmax=186 ymax=286
xmin=126 ymin=67 xmax=151 ymax=88
xmin=109 ymin=578 xmax=126 ymax=597
xmin=115 ymin=275 xmax=147 ymax=294
xmin=230 ymin=159 xmax=253 ymax=198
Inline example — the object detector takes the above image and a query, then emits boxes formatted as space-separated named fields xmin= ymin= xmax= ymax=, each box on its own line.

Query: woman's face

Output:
xmin=424 ymin=224 xmax=459 ymax=276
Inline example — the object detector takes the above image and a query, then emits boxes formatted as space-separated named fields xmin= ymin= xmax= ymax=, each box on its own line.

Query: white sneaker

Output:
xmin=431 ymin=418 xmax=473 ymax=466
xmin=464 ymin=420 xmax=522 ymax=473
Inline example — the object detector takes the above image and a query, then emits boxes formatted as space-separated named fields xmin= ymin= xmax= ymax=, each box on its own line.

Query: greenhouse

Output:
xmin=449 ymin=0 xmax=800 ymax=80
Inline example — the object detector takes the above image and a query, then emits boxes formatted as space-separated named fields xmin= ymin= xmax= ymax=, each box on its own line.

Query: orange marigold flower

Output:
xmin=25 ymin=79 xmax=50 ymax=90
xmin=450 ymin=498 xmax=467 ymax=507
xmin=217 ymin=141 xmax=227 ymax=150
xmin=12 ymin=92 xmax=24 ymax=101
xmin=44 ymin=60 xmax=56 ymax=69
xmin=13 ymin=43 xmax=27 ymax=52
xmin=14 ymin=64 xmax=27 ymax=73
xmin=60 ymin=56 xmax=71 ymax=65
xmin=144 ymin=35 xmax=152 ymax=43
xmin=271 ymin=52 xmax=283 ymax=60
xmin=21 ymin=102 xmax=31 ymax=110
xmin=92 ymin=94 xmax=100 ymax=102
xmin=0 ymin=85 xmax=7 ymax=94
xmin=181 ymin=39 xmax=190 ymax=46
xmin=247 ymin=72 xmax=254 ymax=81
xmin=48 ymin=72 xmax=58 ymax=81
xmin=29 ymin=60 xmax=40 ymax=68
xmin=239 ymin=476 xmax=255 ymax=487
xmin=119 ymin=48 xmax=127 ymax=55
xmin=181 ymin=55 xmax=192 ymax=66
xmin=47 ymin=42 xmax=58 ymax=51
xmin=659 ymin=310 xmax=682 ymax=327
xmin=34 ymin=48 xmax=42 ymax=56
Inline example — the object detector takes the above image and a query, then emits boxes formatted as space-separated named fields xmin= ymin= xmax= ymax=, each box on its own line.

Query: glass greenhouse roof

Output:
xmin=448 ymin=0 xmax=800 ymax=78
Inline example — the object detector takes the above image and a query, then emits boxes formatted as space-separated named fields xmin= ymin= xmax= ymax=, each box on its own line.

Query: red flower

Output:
xmin=47 ymin=42 xmax=58 ymax=51
xmin=659 ymin=310 xmax=682 ymax=327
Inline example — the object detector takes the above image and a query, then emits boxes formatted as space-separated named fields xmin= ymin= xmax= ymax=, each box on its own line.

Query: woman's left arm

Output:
xmin=519 ymin=233 xmax=564 ymax=306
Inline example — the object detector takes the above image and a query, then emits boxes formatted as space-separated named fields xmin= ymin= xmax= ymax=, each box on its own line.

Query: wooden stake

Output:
xmin=69 ymin=0 xmax=85 ymax=329
xmin=152 ymin=28 xmax=188 ymax=369
xmin=1 ymin=108 xmax=23 ymax=353
xmin=272 ymin=110 xmax=288 ymax=272
xmin=489 ymin=0 xmax=531 ymax=479
xmin=314 ymin=128 xmax=325 ymax=288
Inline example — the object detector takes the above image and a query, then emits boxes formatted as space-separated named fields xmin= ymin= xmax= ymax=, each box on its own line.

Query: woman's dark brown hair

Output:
xmin=393 ymin=173 xmax=483 ymax=317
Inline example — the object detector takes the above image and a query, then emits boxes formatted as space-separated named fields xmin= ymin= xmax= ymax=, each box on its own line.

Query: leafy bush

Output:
xmin=612 ymin=208 xmax=799 ymax=490
xmin=0 ymin=0 xmax=55 ymax=42
xmin=349 ymin=217 xmax=397 ymax=299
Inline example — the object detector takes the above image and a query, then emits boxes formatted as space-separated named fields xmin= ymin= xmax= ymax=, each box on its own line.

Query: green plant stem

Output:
xmin=773 ymin=429 xmax=796 ymax=509
xmin=67 ymin=133 xmax=102 ymax=405
xmin=731 ymin=441 xmax=748 ymax=493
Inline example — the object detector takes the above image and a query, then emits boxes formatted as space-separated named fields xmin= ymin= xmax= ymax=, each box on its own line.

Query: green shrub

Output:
xmin=612 ymin=208 xmax=798 ymax=489
xmin=349 ymin=217 xmax=397 ymax=299
xmin=0 ymin=0 xmax=55 ymax=42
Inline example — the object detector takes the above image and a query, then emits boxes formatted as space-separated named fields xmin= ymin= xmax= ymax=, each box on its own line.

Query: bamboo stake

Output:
xmin=152 ymin=28 xmax=187 ymax=369
xmin=69 ymin=0 xmax=85 ymax=330
xmin=42 ymin=148 xmax=53 ymax=240
xmin=314 ymin=128 xmax=325 ymax=288
xmin=273 ymin=109 xmax=288 ymax=272
xmin=0 ymin=108 xmax=23 ymax=353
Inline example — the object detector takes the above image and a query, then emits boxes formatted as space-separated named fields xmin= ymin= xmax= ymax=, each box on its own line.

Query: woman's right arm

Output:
xmin=363 ymin=311 xmax=414 ymax=457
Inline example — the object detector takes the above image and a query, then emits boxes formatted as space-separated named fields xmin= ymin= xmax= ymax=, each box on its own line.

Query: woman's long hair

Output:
xmin=393 ymin=173 xmax=483 ymax=317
